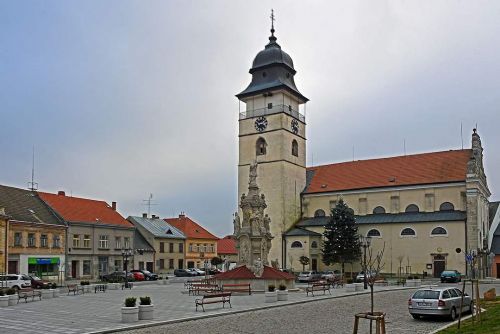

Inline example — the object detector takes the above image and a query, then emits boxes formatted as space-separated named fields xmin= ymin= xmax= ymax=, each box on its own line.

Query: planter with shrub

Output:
xmin=138 ymin=296 xmax=154 ymax=320
xmin=277 ymin=284 xmax=288 ymax=301
xmin=51 ymin=283 xmax=59 ymax=298
xmin=0 ymin=290 xmax=9 ymax=307
xmin=345 ymin=278 xmax=355 ymax=292
xmin=354 ymin=282 xmax=364 ymax=291
xmin=121 ymin=297 xmax=139 ymax=323
xmin=41 ymin=285 xmax=53 ymax=299
xmin=6 ymin=288 xmax=17 ymax=306
xmin=265 ymin=285 xmax=277 ymax=303
xmin=406 ymin=276 xmax=421 ymax=287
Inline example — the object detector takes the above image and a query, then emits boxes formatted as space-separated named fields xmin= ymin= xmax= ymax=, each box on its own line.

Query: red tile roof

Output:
xmin=217 ymin=236 xmax=237 ymax=255
xmin=165 ymin=215 xmax=218 ymax=240
xmin=305 ymin=150 xmax=471 ymax=194
xmin=215 ymin=265 xmax=295 ymax=280
xmin=38 ymin=192 xmax=133 ymax=228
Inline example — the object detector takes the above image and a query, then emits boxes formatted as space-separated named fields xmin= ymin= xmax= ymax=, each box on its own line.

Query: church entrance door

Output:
xmin=433 ymin=255 xmax=446 ymax=277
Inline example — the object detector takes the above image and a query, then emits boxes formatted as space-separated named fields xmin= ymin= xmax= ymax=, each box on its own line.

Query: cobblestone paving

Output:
xmin=0 ymin=281 xmax=498 ymax=334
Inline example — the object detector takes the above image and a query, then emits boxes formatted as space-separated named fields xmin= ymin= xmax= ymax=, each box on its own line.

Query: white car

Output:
xmin=355 ymin=271 xmax=377 ymax=282
xmin=0 ymin=274 xmax=31 ymax=290
xmin=188 ymin=268 xmax=205 ymax=276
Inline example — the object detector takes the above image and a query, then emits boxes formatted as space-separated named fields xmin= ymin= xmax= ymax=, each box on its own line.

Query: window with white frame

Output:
xmin=400 ymin=228 xmax=416 ymax=237
xmin=291 ymin=241 xmax=303 ymax=248
xmin=83 ymin=235 xmax=91 ymax=248
xmin=431 ymin=227 xmax=448 ymax=236
xmin=367 ymin=229 xmax=381 ymax=237
xmin=99 ymin=235 xmax=109 ymax=249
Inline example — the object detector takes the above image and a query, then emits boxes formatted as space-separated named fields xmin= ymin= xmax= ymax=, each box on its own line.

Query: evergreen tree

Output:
xmin=322 ymin=198 xmax=361 ymax=277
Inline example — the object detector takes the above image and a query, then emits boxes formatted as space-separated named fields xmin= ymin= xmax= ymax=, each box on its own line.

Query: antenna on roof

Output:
xmin=27 ymin=145 xmax=38 ymax=191
xmin=352 ymin=145 xmax=355 ymax=161
xmin=142 ymin=193 xmax=158 ymax=217
xmin=403 ymin=139 xmax=406 ymax=156
xmin=460 ymin=122 xmax=464 ymax=149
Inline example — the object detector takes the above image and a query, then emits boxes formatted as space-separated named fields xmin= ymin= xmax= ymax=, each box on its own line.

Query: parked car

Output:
xmin=29 ymin=275 xmax=51 ymax=289
xmin=408 ymin=287 xmax=472 ymax=320
xmin=297 ymin=271 xmax=322 ymax=283
xmin=174 ymin=269 xmax=197 ymax=277
xmin=100 ymin=271 xmax=134 ymax=282
xmin=0 ymin=274 xmax=31 ymax=290
xmin=321 ymin=270 xmax=341 ymax=280
xmin=208 ymin=268 xmax=221 ymax=275
xmin=130 ymin=269 xmax=159 ymax=281
xmin=440 ymin=270 xmax=462 ymax=283
xmin=130 ymin=271 xmax=145 ymax=281
xmin=355 ymin=271 xmax=377 ymax=282
xmin=188 ymin=268 xmax=205 ymax=276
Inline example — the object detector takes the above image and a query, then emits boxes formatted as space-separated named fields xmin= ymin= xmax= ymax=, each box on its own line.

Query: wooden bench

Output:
xmin=67 ymin=284 xmax=85 ymax=295
xmin=18 ymin=288 xmax=42 ymax=303
xmin=184 ymin=279 xmax=202 ymax=289
xmin=306 ymin=282 xmax=331 ymax=297
xmin=327 ymin=277 xmax=344 ymax=289
xmin=189 ymin=283 xmax=220 ymax=296
xmin=222 ymin=283 xmax=252 ymax=295
xmin=195 ymin=292 xmax=231 ymax=312
xmin=94 ymin=284 xmax=107 ymax=293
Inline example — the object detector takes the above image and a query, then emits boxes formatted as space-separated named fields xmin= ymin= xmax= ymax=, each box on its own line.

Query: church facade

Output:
xmin=236 ymin=26 xmax=491 ymax=277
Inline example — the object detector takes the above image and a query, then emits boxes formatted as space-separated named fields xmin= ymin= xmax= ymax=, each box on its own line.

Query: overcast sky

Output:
xmin=2 ymin=1 xmax=499 ymax=237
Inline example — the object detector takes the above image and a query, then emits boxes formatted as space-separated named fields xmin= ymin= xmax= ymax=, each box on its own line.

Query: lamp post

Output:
xmin=121 ymin=248 xmax=133 ymax=288
xmin=359 ymin=236 xmax=372 ymax=290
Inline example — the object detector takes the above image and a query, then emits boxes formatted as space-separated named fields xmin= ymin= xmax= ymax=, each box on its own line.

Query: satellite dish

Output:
xmin=455 ymin=248 xmax=462 ymax=253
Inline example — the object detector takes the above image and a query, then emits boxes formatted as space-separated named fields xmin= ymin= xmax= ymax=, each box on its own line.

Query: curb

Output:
xmin=427 ymin=308 xmax=487 ymax=334
xmin=86 ymin=285 xmax=419 ymax=334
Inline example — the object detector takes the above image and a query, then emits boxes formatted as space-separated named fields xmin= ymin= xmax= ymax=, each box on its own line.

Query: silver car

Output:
xmin=297 ymin=271 xmax=321 ymax=282
xmin=408 ymin=287 xmax=473 ymax=320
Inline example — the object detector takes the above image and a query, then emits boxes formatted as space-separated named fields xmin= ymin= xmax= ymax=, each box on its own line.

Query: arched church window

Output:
xmin=256 ymin=138 xmax=267 ymax=156
xmin=311 ymin=241 xmax=318 ymax=248
xmin=292 ymin=140 xmax=298 ymax=157
xmin=367 ymin=229 xmax=381 ymax=237
xmin=431 ymin=227 xmax=448 ymax=235
xmin=373 ymin=206 xmax=386 ymax=214
xmin=401 ymin=227 xmax=416 ymax=236
xmin=314 ymin=209 xmax=326 ymax=217
xmin=291 ymin=241 xmax=302 ymax=248
xmin=439 ymin=202 xmax=454 ymax=211
xmin=405 ymin=204 xmax=420 ymax=213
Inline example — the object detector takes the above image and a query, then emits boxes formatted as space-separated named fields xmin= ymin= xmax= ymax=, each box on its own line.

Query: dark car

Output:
xmin=174 ymin=269 xmax=197 ymax=277
xmin=101 ymin=271 xmax=134 ymax=282
xmin=29 ymin=275 xmax=50 ymax=289
xmin=440 ymin=270 xmax=462 ymax=283
xmin=130 ymin=269 xmax=159 ymax=281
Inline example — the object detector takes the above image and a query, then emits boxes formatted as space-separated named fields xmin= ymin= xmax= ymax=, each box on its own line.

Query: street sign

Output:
xmin=465 ymin=254 xmax=473 ymax=263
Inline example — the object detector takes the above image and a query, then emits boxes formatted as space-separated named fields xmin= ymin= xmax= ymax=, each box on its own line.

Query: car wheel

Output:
xmin=13 ymin=286 xmax=20 ymax=291
xmin=411 ymin=314 xmax=421 ymax=320
xmin=468 ymin=302 xmax=474 ymax=314
xmin=450 ymin=307 xmax=457 ymax=321
xmin=440 ymin=280 xmax=444 ymax=283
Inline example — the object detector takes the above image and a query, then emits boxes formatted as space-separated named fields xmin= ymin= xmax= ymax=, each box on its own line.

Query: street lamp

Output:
xmin=121 ymin=248 xmax=133 ymax=288
xmin=359 ymin=236 xmax=372 ymax=290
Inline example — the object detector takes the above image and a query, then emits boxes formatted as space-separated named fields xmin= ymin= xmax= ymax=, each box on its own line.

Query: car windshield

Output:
xmin=442 ymin=271 xmax=456 ymax=275
xmin=143 ymin=270 xmax=151 ymax=274
xmin=31 ymin=276 xmax=42 ymax=280
xmin=413 ymin=290 xmax=440 ymax=299
xmin=299 ymin=272 xmax=310 ymax=275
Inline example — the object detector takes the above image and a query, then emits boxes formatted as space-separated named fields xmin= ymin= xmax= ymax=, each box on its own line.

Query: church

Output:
xmin=235 ymin=23 xmax=491 ymax=278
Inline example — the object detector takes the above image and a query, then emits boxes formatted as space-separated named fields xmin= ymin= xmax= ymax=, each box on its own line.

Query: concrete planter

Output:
xmin=138 ymin=304 xmax=154 ymax=320
xmin=0 ymin=295 xmax=9 ymax=307
xmin=41 ymin=289 xmax=53 ymax=299
xmin=8 ymin=294 xmax=17 ymax=306
xmin=109 ymin=283 xmax=120 ymax=290
xmin=84 ymin=285 xmax=92 ymax=293
xmin=52 ymin=289 xmax=60 ymax=298
xmin=354 ymin=283 xmax=364 ymax=291
xmin=265 ymin=291 xmax=277 ymax=303
xmin=121 ymin=306 xmax=139 ymax=323
xmin=345 ymin=284 xmax=356 ymax=292
xmin=277 ymin=290 xmax=289 ymax=301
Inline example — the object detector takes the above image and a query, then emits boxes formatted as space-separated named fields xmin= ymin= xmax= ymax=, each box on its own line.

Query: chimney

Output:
xmin=58 ymin=191 xmax=65 ymax=196
xmin=142 ymin=213 xmax=147 ymax=218
xmin=152 ymin=215 xmax=158 ymax=219
xmin=179 ymin=212 xmax=185 ymax=218
xmin=111 ymin=201 xmax=117 ymax=211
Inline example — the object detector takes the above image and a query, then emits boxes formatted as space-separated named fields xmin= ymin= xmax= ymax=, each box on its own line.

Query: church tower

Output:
xmin=236 ymin=17 xmax=308 ymax=267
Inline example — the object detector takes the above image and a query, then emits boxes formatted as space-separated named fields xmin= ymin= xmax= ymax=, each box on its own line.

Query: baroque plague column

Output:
xmin=233 ymin=162 xmax=273 ymax=274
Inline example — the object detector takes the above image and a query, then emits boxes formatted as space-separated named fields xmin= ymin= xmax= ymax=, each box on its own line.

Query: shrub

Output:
xmin=278 ymin=284 xmax=287 ymax=291
xmin=0 ymin=290 xmax=5 ymax=296
xmin=51 ymin=283 xmax=58 ymax=289
xmin=140 ymin=296 xmax=151 ymax=305
xmin=346 ymin=278 xmax=353 ymax=284
xmin=6 ymin=288 xmax=16 ymax=295
xmin=42 ymin=284 xmax=51 ymax=289
xmin=124 ymin=297 xmax=137 ymax=307
xmin=268 ymin=285 xmax=275 ymax=292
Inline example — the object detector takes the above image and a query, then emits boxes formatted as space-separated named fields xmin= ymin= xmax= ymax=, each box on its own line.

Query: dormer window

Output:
xmin=166 ymin=229 xmax=173 ymax=235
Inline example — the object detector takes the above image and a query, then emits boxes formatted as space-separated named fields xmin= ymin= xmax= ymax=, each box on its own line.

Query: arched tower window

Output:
xmin=311 ymin=241 xmax=318 ymax=248
xmin=367 ymin=229 xmax=381 ymax=237
xmin=405 ymin=204 xmax=420 ymax=213
xmin=439 ymin=202 xmax=455 ymax=211
xmin=256 ymin=137 xmax=267 ymax=156
xmin=314 ymin=209 xmax=326 ymax=217
xmin=372 ymin=206 xmax=386 ymax=214
xmin=292 ymin=139 xmax=298 ymax=157
xmin=401 ymin=227 xmax=416 ymax=236
xmin=431 ymin=227 xmax=448 ymax=235
xmin=291 ymin=241 xmax=303 ymax=248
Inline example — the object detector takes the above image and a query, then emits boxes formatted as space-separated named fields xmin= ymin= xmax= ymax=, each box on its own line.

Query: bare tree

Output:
xmin=366 ymin=243 xmax=386 ymax=316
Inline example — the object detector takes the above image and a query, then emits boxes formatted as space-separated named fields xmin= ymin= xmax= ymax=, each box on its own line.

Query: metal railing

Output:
xmin=239 ymin=104 xmax=305 ymax=122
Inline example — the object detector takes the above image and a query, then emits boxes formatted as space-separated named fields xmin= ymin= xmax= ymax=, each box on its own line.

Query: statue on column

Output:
xmin=233 ymin=212 xmax=241 ymax=236
xmin=263 ymin=214 xmax=271 ymax=234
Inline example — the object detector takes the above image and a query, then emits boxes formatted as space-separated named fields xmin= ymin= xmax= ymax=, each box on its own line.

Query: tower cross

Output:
xmin=270 ymin=9 xmax=275 ymax=33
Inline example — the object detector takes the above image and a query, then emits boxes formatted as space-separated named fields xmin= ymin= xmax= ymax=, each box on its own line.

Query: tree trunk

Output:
xmin=341 ymin=262 xmax=345 ymax=278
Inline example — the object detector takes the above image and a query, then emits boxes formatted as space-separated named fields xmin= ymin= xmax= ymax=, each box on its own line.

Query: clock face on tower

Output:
xmin=291 ymin=119 xmax=299 ymax=134
xmin=255 ymin=116 xmax=268 ymax=132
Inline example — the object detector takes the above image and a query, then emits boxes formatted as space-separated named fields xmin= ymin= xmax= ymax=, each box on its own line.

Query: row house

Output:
xmin=0 ymin=185 xmax=66 ymax=279
xmin=39 ymin=191 xmax=135 ymax=279
xmin=128 ymin=214 xmax=185 ymax=274
xmin=166 ymin=213 xmax=218 ymax=269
